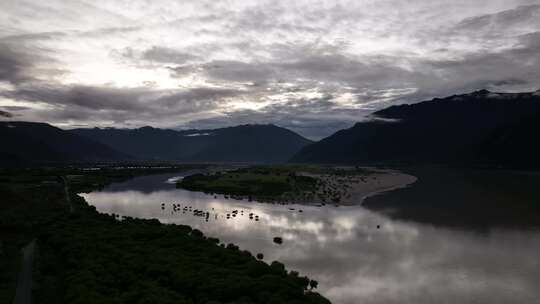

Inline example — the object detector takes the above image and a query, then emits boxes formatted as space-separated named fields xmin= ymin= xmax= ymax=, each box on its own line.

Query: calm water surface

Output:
xmin=82 ymin=172 xmax=540 ymax=304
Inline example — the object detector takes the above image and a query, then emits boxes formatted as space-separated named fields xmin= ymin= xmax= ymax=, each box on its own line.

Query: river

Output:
xmin=82 ymin=171 xmax=540 ymax=304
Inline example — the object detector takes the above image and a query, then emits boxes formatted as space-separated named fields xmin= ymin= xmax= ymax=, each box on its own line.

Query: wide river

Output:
xmin=82 ymin=172 xmax=540 ymax=304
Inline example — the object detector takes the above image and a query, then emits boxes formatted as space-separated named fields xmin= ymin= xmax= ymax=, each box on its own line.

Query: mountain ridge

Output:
xmin=70 ymin=124 xmax=312 ymax=163
xmin=291 ymin=89 xmax=540 ymax=167
xmin=0 ymin=121 xmax=129 ymax=164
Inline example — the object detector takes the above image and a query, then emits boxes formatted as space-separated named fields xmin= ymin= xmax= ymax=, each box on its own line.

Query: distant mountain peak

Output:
xmin=471 ymin=89 xmax=491 ymax=95
xmin=234 ymin=123 xmax=278 ymax=128
xmin=1 ymin=121 xmax=129 ymax=163
xmin=69 ymin=123 xmax=311 ymax=162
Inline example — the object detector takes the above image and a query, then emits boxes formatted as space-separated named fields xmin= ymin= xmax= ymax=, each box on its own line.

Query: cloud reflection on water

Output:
xmin=83 ymin=177 xmax=540 ymax=304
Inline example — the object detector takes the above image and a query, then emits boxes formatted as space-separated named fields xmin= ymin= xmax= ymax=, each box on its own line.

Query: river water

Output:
xmin=82 ymin=172 xmax=540 ymax=304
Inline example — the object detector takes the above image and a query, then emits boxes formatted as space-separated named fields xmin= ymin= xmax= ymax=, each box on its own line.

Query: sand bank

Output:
xmin=300 ymin=168 xmax=417 ymax=205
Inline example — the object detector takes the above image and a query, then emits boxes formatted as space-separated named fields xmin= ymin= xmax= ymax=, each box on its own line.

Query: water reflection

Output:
xmin=83 ymin=173 xmax=540 ymax=304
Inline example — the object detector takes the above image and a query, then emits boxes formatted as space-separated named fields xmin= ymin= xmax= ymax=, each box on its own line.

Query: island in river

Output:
xmin=177 ymin=165 xmax=417 ymax=206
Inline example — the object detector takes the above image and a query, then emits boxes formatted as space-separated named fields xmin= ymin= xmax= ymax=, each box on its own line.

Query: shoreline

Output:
xmin=320 ymin=169 xmax=418 ymax=206
xmin=357 ymin=172 xmax=418 ymax=205
xmin=292 ymin=167 xmax=417 ymax=206
xmin=174 ymin=165 xmax=417 ymax=206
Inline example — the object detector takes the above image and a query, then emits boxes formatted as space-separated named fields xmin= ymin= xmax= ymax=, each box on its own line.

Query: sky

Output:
xmin=1 ymin=0 xmax=540 ymax=139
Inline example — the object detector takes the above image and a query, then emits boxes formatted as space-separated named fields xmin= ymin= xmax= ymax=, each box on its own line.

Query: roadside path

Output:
xmin=60 ymin=176 xmax=73 ymax=213
xmin=12 ymin=240 xmax=36 ymax=304
xmin=13 ymin=177 xmax=71 ymax=303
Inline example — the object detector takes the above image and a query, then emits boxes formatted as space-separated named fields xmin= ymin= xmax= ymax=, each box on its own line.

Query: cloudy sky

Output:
xmin=1 ymin=0 xmax=540 ymax=139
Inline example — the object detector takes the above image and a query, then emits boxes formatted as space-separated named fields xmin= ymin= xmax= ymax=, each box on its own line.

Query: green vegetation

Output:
xmin=178 ymin=167 xmax=318 ymax=199
xmin=177 ymin=165 xmax=375 ymax=204
xmin=1 ymin=169 xmax=71 ymax=303
xmin=0 ymin=165 xmax=330 ymax=304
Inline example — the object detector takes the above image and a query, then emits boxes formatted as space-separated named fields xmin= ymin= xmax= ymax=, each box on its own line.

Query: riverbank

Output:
xmin=1 ymin=166 xmax=330 ymax=304
xmin=310 ymin=168 xmax=418 ymax=205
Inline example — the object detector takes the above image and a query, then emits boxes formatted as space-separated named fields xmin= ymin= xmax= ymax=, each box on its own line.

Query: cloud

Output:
xmin=182 ymin=111 xmax=357 ymax=140
xmin=0 ymin=110 xmax=13 ymax=117
xmin=0 ymin=39 xmax=65 ymax=85
xmin=180 ymin=93 xmax=375 ymax=139
xmin=1 ymin=0 xmax=539 ymax=138
xmin=0 ymin=31 xmax=68 ymax=42
xmin=454 ymin=4 xmax=540 ymax=35
xmin=0 ymin=80 xmax=246 ymax=127
xmin=141 ymin=46 xmax=200 ymax=64
xmin=0 ymin=43 xmax=36 ymax=84
xmin=201 ymin=60 xmax=275 ymax=84
xmin=416 ymin=30 xmax=540 ymax=96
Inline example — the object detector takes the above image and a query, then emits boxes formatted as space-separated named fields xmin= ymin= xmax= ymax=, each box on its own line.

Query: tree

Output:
xmin=309 ymin=280 xmax=318 ymax=290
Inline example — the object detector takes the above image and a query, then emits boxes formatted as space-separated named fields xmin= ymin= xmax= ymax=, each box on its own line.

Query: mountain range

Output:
xmin=0 ymin=121 xmax=128 ymax=164
xmin=2 ymin=89 xmax=539 ymax=166
xmin=291 ymin=89 xmax=540 ymax=167
xmin=0 ymin=123 xmax=312 ymax=164
xmin=70 ymin=124 xmax=312 ymax=163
